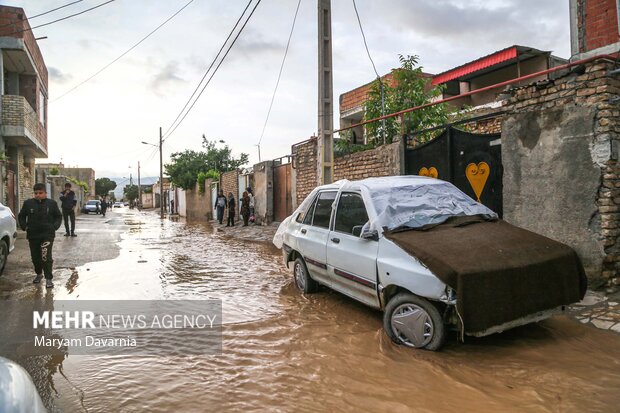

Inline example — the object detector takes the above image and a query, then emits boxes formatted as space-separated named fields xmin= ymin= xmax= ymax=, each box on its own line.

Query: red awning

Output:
xmin=432 ymin=46 xmax=518 ymax=85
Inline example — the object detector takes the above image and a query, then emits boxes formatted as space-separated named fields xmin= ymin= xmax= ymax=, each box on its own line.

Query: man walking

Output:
xmin=59 ymin=182 xmax=77 ymax=236
xmin=18 ymin=183 xmax=62 ymax=288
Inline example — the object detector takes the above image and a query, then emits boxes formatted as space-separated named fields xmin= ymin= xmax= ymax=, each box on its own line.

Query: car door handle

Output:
xmin=331 ymin=237 xmax=340 ymax=244
xmin=301 ymin=229 xmax=307 ymax=234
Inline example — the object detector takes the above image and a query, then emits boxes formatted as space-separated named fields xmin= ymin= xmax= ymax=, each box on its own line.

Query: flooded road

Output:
xmin=2 ymin=209 xmax=620 ymax=412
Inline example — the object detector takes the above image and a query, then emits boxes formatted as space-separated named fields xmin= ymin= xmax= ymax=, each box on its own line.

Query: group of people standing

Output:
xmin=214 ymin=187 xmax=255 ymax=227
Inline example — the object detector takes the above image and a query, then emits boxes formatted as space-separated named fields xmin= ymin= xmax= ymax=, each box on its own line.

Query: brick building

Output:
xmin=0 ymin=6 xmax=48 ymax=212
xmin=570 ymin=0 xmax=620 ymax=59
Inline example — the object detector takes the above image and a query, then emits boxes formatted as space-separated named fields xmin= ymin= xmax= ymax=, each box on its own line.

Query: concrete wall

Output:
xmin=253 ymin=161 xmax=274 ymax=225
xmin=184 ymin=183 xmax=211 ymax=221
xmin=502 ymin=60 xmax=620 ymax=286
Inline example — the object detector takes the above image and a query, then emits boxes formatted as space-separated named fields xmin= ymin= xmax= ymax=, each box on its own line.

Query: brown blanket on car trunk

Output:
xmin=385 ymin=216 xmax=587 ymax=334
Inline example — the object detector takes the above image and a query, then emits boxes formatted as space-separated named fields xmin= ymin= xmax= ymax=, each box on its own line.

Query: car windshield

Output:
xmin=87 ymin=201 xmax=98 ymax=205
xmin=365 ymin=181 xmax=497 ymax=231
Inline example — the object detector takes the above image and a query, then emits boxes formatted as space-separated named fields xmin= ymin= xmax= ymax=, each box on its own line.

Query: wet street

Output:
xmin=1 ymin=207 xmax=620 ymax=412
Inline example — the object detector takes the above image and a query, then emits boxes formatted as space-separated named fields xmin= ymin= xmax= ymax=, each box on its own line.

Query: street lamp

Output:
xmin=141 ymin=127 xmax=164 ymax=219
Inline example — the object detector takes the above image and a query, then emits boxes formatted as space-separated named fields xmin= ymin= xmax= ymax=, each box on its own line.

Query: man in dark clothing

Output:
xmin=214 ymin=190 xmax=227 ymax=225
xmin=100 ymin=196 xmax=108 ymax=217
xmin=59 ymin=182 xmax=77 ymax=236
xmin=18 ymin=183 xmax=63 ymax=288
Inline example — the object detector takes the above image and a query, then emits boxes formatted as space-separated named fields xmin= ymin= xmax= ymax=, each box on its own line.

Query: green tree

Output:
xmin=164 ymin=137 xmax=248 ymax=190
xmin=95 ymin=177 xmax=117 ymax=197
xmin=124 ymin=184 xmax=139 ymax=202
xmin=363 ymin=55 xmax=450 ymax=146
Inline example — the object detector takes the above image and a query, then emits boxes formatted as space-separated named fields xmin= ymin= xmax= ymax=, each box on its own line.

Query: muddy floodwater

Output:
xmin=2 ymin=211 xmax=620 ymax=412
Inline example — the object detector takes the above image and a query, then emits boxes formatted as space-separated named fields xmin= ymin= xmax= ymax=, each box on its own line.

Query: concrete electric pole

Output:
xmin=317 ymin=0 xmax=333 ymax=184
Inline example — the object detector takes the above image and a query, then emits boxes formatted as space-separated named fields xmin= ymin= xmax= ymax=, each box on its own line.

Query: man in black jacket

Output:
xmin=59 ymin=182 xmax=77 ymax=236
xmin=18 ymin=183 xmax=63 ymax=288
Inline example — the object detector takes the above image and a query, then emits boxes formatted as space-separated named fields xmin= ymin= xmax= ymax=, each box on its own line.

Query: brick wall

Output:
xmin=17 ymin=148 xmax=33 ymax=204
xmin=220 ymin=170 xmax=239 ymax=201
xmin=333 ymin=142 xmax=401 ymax=181
xmin=584 ymin=0 xmax=620 ymax=52
xmin=1 ymin=95 xmax=47 ymax=152
xmin=340 ymin=73 xmax=397 ymax=113
xmin=0 ymin=6 xmax=48 ymax=87
xmin=292 ymin=137 xmax=317 ymax=205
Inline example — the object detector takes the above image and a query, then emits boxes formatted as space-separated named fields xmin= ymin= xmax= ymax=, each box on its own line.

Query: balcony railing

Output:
xmin=1 ymin=94 xmax=47 ymax=151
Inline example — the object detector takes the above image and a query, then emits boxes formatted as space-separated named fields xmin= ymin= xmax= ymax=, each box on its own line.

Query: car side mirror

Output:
xmin=352 ymin=225 xmax=363 ymax=237
xmin=360 ymin=229 xmax=379 ymax=241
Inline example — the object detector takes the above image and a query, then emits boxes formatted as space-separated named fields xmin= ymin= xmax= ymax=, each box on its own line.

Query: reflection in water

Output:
xmin=4 ymin=211 xmax=620 ymax=412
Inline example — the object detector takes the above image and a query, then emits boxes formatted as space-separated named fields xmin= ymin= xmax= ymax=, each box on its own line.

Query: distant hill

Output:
xmin=105 ymin=176 xmax=158 ymax=199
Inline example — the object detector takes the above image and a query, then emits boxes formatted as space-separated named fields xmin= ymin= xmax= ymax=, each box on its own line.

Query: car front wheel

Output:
xmin=383 ymin=293 xmax=446 ymax=351
xmin=0 ymin=239 xmax=8 ymax=275
xmin=293 ymin=257 xmax=318 ymax=294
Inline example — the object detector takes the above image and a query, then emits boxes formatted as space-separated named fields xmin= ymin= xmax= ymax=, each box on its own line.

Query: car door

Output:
xmin=326 ymin=192 xmax=380 ymax=308
xmin=296 ymin=191 xmax=337 ymax=286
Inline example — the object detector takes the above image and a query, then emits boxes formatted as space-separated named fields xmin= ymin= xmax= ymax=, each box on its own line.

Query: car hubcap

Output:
xmin=391 ymin=303 xmax=434 ymax=348
xmin=294 ymin=263 xmax=305 ymax=290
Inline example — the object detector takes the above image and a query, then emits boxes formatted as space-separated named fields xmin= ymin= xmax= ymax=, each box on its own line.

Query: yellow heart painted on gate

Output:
xmin=466 ymin=162 xmax=490 ymax=202
xmin=418 ymin=167 xmax=439 ymax=179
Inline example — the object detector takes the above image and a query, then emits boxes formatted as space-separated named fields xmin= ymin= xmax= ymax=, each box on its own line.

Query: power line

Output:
xmin=162 ymin=0 xmax=254 ymax=139
xmin=163 ymin=0 xmax=263 ymax=142
xmin=30 ymin=0 xmax=85 ymax=20
xmin=256 ymin=0 xmax=302 ymax=153
xmin=0 ymin=0 xmax=85 ymax=30
xmin=352 ymin=0 xmax=380 ymax=79
xmin=7 ymin=0 xmax=117 ymax=36
xmin=53 ymin=0 xmax=195 ymax=102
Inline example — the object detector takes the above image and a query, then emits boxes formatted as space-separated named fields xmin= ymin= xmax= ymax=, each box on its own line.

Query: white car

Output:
xmin=0 ymin=202 xmax=17 ymax=275
xmin=81 ymin=200 xmax=101 ymax=214
xmin=273 ymin=176 xmax=586 ymax=351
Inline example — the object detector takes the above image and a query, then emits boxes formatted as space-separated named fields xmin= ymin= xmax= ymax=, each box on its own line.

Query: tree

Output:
xmin=164 ymin=137 xmax=248 ymax=190
xmin=363 ymin=55 xmax=451 ymax=146
xmin=124 ymin=184 xmax=139 ymax=202
xmin=95 ymin=177 xmax=117 ymax=197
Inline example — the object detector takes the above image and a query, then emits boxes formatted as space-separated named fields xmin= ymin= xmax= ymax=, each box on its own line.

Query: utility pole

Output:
xmin=137 ymin=161 xmax=141 ymax=209
xmin=159 ymin=127 xmax=164 ymax=219
xmin=317 ymin=0 xmax=333 ymax=184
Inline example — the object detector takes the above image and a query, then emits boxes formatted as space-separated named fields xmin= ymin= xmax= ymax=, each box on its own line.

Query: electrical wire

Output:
xmin=7 ymin=0 xmax=117 ymax=36
xmin=352 ymin=0 xmax=380 ymax=79
xmin=29 ymin=0 xmax=85 ymax=20
xmin=53 ymin=0 xmax=195 ymax=102
xmin=163 ymin=0 xmax=263 ymax=142
xmin=256 ymin=0 xmax=302 ymax=150
xmin=0 ymin=0 xmax=85 ymax=30
xmin=162 ymin=0 xmax=254 ymax=139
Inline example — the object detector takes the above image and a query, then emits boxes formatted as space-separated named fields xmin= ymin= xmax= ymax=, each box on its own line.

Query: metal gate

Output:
xmin=273 ymin=160 xmax=292 ymax=222
xmin=405 ymin=125 xmax=503 ymax=217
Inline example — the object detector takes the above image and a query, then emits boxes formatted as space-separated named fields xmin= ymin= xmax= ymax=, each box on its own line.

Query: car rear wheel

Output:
xmin=383 ymin=293 xmax=446 ymax=351
xmin=0 ymin=239 xmax=8 ymax=275
xmin=293 ymin=257 xmax=318 ymax=294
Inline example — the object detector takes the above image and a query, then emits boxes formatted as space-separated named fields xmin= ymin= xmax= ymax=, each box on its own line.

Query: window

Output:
xmin=308 ymin=191 xmax=336 ymax=228
xmin=334 ymin=192 xmax=369 ymax=234
xmin=295 ymin=193 xmax=316 ymax=225
xmin=302 ymin=196 xmax=317 ymax=225
xmin=38 ymin=89 xmax=46 ymax=126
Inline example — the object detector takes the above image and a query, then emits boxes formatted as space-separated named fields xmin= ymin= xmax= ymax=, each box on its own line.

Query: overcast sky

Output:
xmin=9 ymin=0 xmax=571 ymax=178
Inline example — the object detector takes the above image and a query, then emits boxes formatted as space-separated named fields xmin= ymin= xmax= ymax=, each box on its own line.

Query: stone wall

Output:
xmin=292 ymin=137 xmax=317 ymax=206
xmin=502 ymin=60 xmax=620 ymax=287
xmin=333 ymin=142 xmax=402 ymax=181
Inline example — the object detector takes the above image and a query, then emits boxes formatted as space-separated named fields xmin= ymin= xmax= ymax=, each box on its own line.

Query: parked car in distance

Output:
xmin=0 ymin=202 xmax=17 ymax=275
xmin=81 ymin=200 xmax=101 ymax=214
xmin=273 ymin=176 xmax=586 ymax=351
xmin=113 ymin=202 xmax=123 ymax=208
xmin=123 ymin=202 xmax=129 ymax=207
